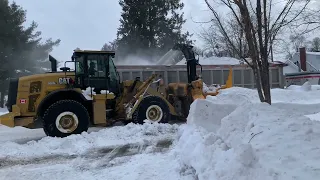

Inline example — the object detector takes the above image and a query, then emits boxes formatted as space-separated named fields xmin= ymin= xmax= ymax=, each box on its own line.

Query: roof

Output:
xmin=176 ymin=56 xmax=241 ymax=65
xmin=306 ymin=52 xmax=320 ymax=55
xmin=175 ymin=56 xmax=288 ymax=67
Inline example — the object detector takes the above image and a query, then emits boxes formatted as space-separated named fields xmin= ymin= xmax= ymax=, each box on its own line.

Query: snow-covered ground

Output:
xmin=0 ymin=122 xmax=192 ymax=180
xmin=0 ymin=107 xmax=7 ymax=116
xmin=1 ymin=82 xmax=320 ymax=180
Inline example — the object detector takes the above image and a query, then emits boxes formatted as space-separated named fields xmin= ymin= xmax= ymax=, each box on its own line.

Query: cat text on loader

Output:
xmin=0 ymin=44 xmax=233 ymax=137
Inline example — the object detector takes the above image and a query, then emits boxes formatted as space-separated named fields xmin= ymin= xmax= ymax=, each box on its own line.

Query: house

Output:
xmin=289 ymin=48 xmax=320 ymax=72
xmin=284 ymin=47 xmax=320 ymax=86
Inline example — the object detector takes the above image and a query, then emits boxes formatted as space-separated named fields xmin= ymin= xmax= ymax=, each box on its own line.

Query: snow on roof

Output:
xmin=306 ymin=52 xmax=320 ymax=55
xmin=176 ymin=56 xmax=241 ymax=65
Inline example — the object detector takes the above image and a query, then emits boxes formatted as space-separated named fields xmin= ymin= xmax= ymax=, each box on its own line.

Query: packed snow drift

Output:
xmin=173 ymin=83 xmax=320 ymax=180
xmin=1 ymin=83 xmax=320 ymax=179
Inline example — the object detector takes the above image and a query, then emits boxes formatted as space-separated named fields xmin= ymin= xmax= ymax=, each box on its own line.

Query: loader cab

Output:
xmin=71 ymin=50 xmax=120 ymax=95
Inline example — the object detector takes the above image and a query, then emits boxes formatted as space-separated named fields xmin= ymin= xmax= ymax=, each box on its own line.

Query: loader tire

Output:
xmin=42 ymin=100 xmax=90 ymax=138
xmin=132 ymin=96 xmax=170 ymax=124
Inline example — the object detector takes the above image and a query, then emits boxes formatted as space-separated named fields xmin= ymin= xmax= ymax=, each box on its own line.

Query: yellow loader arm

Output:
xmin=189 ymin=67 xmax=233 ymax=100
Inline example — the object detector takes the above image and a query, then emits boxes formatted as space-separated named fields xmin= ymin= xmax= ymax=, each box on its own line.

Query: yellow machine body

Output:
xmin=0 ymin=47 xmax=233 ymax=138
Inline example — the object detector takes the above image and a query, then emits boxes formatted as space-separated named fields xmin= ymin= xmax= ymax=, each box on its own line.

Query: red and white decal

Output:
xmin=20 ymin=99 xmax=27 ymax=104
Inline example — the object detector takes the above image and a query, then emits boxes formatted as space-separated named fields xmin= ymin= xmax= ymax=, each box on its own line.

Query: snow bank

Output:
xmin=187 ymin=99 xmax=237 ymax=133
xmin=0 ymin=125 xmax=45 ymax=144
xmin=202 ymin=82 xmax=221 ymax=94
xmin=0 ymin=107 xmax=7 ymax=116
xmin=0 ymin=122 xmax=179 ymax=159
xmin=215 ymin=85 xmax=320 ymax=104
xmin=173 ymin=86 xmax=320 ymax=180
xmin=286 ymin=81 xmax=312 ymax=91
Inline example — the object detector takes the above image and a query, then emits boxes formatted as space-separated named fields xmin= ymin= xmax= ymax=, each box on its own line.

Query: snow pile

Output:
xmin=0 ymin=108 xmax=9 ymax=132
xmin=81 ymin=87 xmax=114 ymax=100
xmin=0 ymin=124 xmax=45 ymax=144
xmin=101 ymin=90 xmax=114 ymax=95
xmin=207 ymin=87 xmax=259 ymax=104
xmin=0 ymin=122 xmax=179 ymax=159
xmin=212 ymin=85 xmax=320 ymax=104
xmin=0 ymin=107 xmax=7 ymax=116
xmin=173 ymin=86 xmax=320 ymax=180
xmin=202 ymin=82 xmax=220 ymax=94
xmin=287 ymin=81 xmax=312 ymax=91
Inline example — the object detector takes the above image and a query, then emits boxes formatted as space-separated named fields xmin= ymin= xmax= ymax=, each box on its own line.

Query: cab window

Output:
xmin=108 ymin=55 xmax=119 ymax=82
xmin=87 ymin=54 xmax=106 ymax=77
xmin=75 ymin=56 xmax=84 ymax=75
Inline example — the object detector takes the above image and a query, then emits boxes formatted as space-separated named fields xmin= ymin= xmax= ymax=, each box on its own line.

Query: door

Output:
xmin=74 ymin=53 xmax=108 ymax=92
xmin=85 ymin=54 xmax=108 ymax=92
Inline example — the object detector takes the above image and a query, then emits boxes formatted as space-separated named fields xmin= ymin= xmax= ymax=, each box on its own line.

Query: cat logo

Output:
xmin=58 ymin=77 xmax=71 ymax=84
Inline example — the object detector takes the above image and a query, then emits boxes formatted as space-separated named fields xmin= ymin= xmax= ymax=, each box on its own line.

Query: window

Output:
xmin=75 ymin=56 xmax=84 ymax=75
xmin=108 ymin=56 xmax=120 ymax=91
xmin=87 ymin=54 xmax=106 ymax=77
xmin=108 ymin=56 xmax=119 ymax=83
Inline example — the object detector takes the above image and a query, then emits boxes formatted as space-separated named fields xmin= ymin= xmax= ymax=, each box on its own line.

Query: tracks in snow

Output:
xmin=0 ymin=138 xmax=173 ymax=168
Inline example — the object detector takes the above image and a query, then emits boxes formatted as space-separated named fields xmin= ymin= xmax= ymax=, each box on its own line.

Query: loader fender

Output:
xmin=37 ymin=89 xmax=91 ymax=118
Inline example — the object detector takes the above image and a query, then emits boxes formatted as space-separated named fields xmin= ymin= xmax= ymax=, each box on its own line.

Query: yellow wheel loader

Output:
xmin=0 ymin=44 xmax=233 ymax=138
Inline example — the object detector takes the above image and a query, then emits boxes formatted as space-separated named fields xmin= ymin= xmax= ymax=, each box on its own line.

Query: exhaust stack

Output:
xmin=49 ymin=55 xmax=57 ymax=72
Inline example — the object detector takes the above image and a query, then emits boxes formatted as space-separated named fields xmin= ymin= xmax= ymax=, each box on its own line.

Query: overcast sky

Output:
xmin=9 ymin=0 xmax=210 ymax=62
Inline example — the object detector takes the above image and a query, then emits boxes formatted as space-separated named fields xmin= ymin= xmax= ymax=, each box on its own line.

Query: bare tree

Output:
xmin=275 ymin=33 xmax=308 ymax=60
xmin=288 ymin=2 xmax=320 ymax=35
xmin=204 ymin=0 xmax=312 ymax=104
xmin=199 ymin=16 xmax=249 ymax=58
xmin=272 ymin=1 xmax=320 ymax=60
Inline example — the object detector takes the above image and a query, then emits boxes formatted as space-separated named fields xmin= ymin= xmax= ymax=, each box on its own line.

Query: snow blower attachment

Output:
xmin=0 ymin=44 xmax=233 ymax=137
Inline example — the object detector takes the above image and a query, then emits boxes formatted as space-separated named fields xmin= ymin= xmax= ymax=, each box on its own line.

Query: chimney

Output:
xmin=299 ymin=47 xmax=307 ymax=71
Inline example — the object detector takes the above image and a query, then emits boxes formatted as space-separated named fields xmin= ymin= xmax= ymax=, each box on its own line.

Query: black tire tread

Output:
xmin=42 ymin=100 xmax=90 ymax=137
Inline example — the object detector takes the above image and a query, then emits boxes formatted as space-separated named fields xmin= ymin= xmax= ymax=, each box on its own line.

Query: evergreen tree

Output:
xmin=116 ymin=0 xmax=193 ymax=62
xmin=101 ymin=39 xmax=118 ymax=51
xmin=0 ymin=0 xmax=60 ymax=107
xmin=0 ymin=0 xmax=60 ymax=80
xmin=311 ymin=37 xmax=320 ymax=52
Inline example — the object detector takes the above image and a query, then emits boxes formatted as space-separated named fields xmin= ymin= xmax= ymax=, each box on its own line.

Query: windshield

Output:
xmin=109 ymin=55 xmax=120 ymax=82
